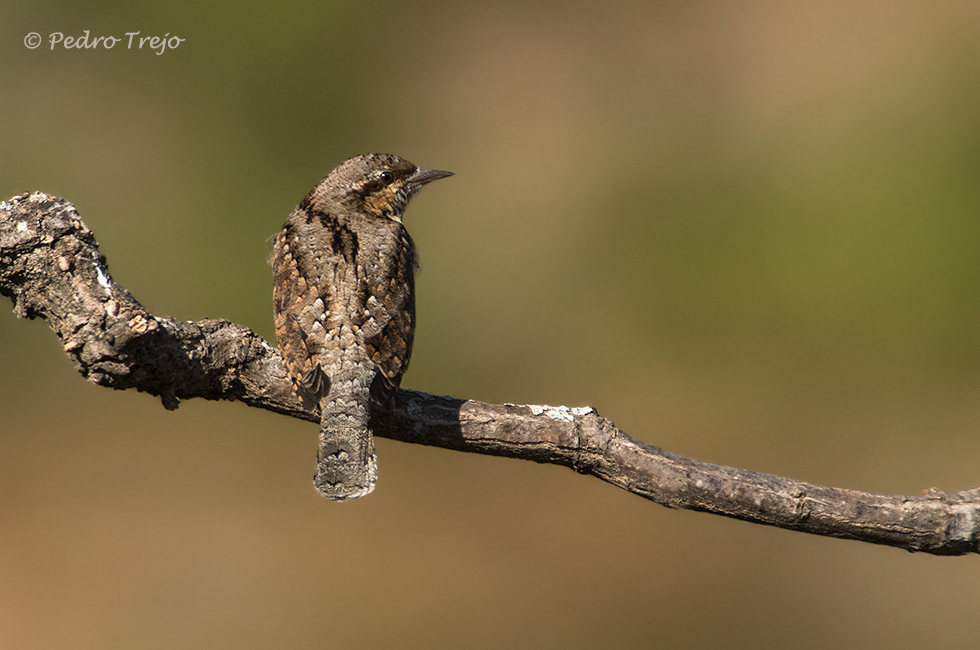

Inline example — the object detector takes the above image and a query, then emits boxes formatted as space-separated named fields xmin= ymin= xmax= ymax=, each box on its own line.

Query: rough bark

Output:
xmin=3 ymin=192 xmax=978 ymax=556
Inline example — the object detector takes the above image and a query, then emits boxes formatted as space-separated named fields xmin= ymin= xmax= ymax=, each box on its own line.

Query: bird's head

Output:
xmin=317 ymin=153 xmax=452 ymax=223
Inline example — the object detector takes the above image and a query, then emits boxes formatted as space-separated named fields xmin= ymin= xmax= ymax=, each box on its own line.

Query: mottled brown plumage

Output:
xmin=272 ymin=153 xmax=452 ymax=500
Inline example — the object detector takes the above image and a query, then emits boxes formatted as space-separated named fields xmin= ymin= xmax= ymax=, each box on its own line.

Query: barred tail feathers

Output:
xmin=314 ymin=393 xmax=377 ymax=501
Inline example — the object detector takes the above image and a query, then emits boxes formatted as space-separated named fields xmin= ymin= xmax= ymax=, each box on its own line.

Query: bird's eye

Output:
xmin=380 ymin=171 xmax=394 ymax=184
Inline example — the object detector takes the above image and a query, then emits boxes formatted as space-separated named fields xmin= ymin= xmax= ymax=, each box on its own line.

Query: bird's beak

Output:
xmin=408 ymin=168 xmax=454 ymax=186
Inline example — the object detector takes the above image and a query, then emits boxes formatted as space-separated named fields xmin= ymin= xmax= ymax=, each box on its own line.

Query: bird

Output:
xmin=271 ymin=153 xmax=452 ymax=501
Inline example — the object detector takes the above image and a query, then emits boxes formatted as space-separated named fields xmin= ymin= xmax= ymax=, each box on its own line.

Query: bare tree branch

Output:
xmin=3 ymin=192 xmax=978 ymax=556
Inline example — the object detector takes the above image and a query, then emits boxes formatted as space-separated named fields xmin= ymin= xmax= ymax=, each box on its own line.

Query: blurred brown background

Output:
xmin=3 ymin=0 xmax=980 ymax=648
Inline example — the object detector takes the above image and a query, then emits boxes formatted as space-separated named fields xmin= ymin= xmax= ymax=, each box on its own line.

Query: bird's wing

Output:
xmin=363 ymin=225 xmax=418 ymax=405
xmin=272 ymin=219 xmax=335 ymax=409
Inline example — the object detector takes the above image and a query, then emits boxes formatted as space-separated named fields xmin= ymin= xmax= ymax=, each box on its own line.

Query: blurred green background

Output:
xmin=3 ymin=0 xmax=980 ymax=648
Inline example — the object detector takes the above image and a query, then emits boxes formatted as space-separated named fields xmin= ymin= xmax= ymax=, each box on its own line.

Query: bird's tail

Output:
xmin=315 ymin=395 xmax=378 ymax=501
